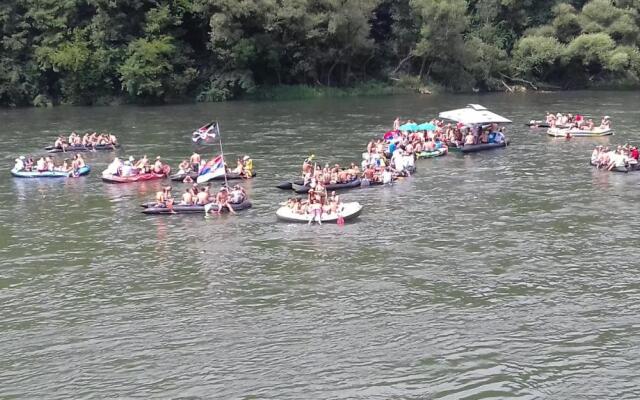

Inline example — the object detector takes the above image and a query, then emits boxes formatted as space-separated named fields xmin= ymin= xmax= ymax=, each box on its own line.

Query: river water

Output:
xmin=1 ymin=91 xmax=640 ymax=399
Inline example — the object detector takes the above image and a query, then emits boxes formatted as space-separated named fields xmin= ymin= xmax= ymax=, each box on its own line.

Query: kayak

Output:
xmin=46 ymin=144 xmax=120 ymax=153
xmin=276 ymin=179 xmax=303 ymax=190
xmin=276 ymin=202 xmax=363 ymax=223
xmin=141 ymin=200 xmax=252 ymax=215
xmin=102 ymin=165 xmax=170 ymax=183
xmin=455 ymin=140 xmax=509 ymax=153
xmin=11 ymin=165 xmax=91 ymax=178
xmin=417 ymin=148 xmax=447 ymax=159
xmin=292 ymin=178 xmax=362 ymax=194
xmin=195 ymin=170 xmax=256 ymax=184
xmin=548 ymin=128 xmax=613 ymax=137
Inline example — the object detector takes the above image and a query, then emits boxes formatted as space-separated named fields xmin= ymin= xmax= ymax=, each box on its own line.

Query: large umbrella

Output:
xmin=399 ymin=122 xmax=419 ymax=132
xmin=439 ymin=104 xmax=512 ymax=125
xmin=418 ymin=122 xmax=436 ymax=131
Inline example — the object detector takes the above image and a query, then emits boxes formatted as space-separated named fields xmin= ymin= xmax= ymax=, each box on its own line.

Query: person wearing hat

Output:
xmin=242 ymin=155 xmax=253 ymax=178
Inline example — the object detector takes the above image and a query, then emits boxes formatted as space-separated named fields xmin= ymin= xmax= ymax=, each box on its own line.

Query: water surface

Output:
xmin=1 ymin=91 xmax=640 ymax=399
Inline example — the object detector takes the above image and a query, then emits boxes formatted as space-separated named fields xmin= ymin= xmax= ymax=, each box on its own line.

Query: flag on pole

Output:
xmin=193 ymin=121 xmax=218 ymax=139
xmin=199 ymin=155 xmax=224 ymax=176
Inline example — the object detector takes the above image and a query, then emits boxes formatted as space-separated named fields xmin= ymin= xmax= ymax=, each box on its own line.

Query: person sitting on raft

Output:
xmin=134 ymin=155 xmax=149 ymax=172
xmin=600 ymin=116 xmax=612 ymax=130
xmin=229 ymin=185 xmax=246 ymax=203
xmin=464 ymin=130 xmax=475 ymax=145
xmin=121 ymin=160 xmax=134 ymax=176
xmin=155 ymin=186 xmax=173 ymax=207
xmin=232 ymin=157 xmax=244 ymax=175
xmin=54 ymin=135 xmax=68 ymax=151
xmin=178 ymin=159 xmax=191 ymax=174
xmin=205 ymin=187 xmax=236 ymax=215
xmin=152 ymin=156 xmax=164 ymax=174
xmin=105 ymin=157 xmax=123 ymax=175
xmin=13 ymin=156 xmax=25 ymax=171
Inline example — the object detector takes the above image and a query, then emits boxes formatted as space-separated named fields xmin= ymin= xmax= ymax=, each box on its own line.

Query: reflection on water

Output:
xmin=1 ymin=91 xmax=640 ymax=399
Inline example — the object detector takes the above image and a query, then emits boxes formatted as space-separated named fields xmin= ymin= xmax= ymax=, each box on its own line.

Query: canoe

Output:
xmin=548 ymin=128 xmax=613 ymax=137
xmin=276 ymin=202 xmax=363 ymax=223
xmin=11 ymin=165 xmax=91 ymax=178
xmin=46 ymin=144 xmax=120 ymax=153
xmin=417 ymin=148 xmax=447 ymax=159
xmin=276 ymin=179 xmax=303 ymax=190
xmin=102 ymin=165 xmax=170 ymax=183
xmin=458 ymin=140 xmax=509 ymax=153
xmin=142 ymin=200 xmax=252 ymax=215
xmin=292 ymin=178 xmax=362 ymax=194
xmin=195 ymin=170 xmax=256 ymax=184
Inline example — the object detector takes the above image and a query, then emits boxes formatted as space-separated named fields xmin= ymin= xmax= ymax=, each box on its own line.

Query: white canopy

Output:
xmin=438 ymin=104 xmax=512 ymax=125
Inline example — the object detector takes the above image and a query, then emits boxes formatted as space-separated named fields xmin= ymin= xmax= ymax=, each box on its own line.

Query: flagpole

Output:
xmin=216 ymin=121 xmax=229 ymax=187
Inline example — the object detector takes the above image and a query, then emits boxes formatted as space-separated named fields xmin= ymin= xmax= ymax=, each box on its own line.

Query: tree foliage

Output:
xmin=1 ymin=0 xmax=640 ymax=106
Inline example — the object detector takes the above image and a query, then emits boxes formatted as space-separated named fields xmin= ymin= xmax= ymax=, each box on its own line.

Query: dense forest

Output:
xmin=1 ymin=0 xmax=639 ymax=106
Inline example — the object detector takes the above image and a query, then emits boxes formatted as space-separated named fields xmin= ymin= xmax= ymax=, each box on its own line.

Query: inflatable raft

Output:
xmin=589 ymin=160 xmax=631 ymax=173
xmin=451 ymin=140 xmax=509 ymax=153
xmin=292 ymin=178 xmax=362 ymax=194
xmin=548 ymin=128 xmax=613 ymax=137
xmin=46 ymin=144 xmax=119 ymax=153
xmin=195 ymin=170 xmax=255 ymax=184
xmin=11 ymin=165 xmax=91 ymax=178
xmin=102 ymin=165 xmax=170 ymax=183
xmin=417 ymin=148 xmax=447 ymax=159
xmin=276 ymin=202 xmax=363 ymax=223
xmin=276 ymin=179 xmax=303 ymax=190
xmin=141 ymin=200 xmax=252 ymax=215
xmin=526 ymin=121 xmax=551 ymax=128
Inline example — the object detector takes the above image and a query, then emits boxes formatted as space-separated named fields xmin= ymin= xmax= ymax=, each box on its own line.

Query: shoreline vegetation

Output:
xmin=2 ymin=0 xmax=640 ymax=108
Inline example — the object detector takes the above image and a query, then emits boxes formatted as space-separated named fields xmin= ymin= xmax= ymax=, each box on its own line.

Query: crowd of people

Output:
xmin=52 ymin=132 xmax=118 ymax=150
xmin=283 ymin=189 xmax=344 ymax=225
xmin=14 ymin=154 xmax=86 ymax=175
xmin=546 ymin=113 xmax=612 ymax=131
xmin=104 ymin=155 xmax=167 ymax=176
xmin=382 ymin=119 xmax=506 ymax=155
xmin=154 ymin=183 xmax=248 ymax=214
xmin=301 ymin=157 xmax=360 ymax=187
xmin=591 ymin=144 xmax=639 ymax=171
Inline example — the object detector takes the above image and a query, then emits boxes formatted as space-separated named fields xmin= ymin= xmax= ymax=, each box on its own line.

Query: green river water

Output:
xmin=1 ymin=91 xmax=640 ymax=399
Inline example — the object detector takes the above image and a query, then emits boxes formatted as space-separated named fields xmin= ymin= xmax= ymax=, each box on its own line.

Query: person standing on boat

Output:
xmin=190 ymin=152 xmax=201 ymax=172
xmin=243 ymin=155 xmax=253 ymax=178
xmin=494 ymin=128 xmax=506 ymax=144
xmin=393 ymin=117 xmax=400 ymax=131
